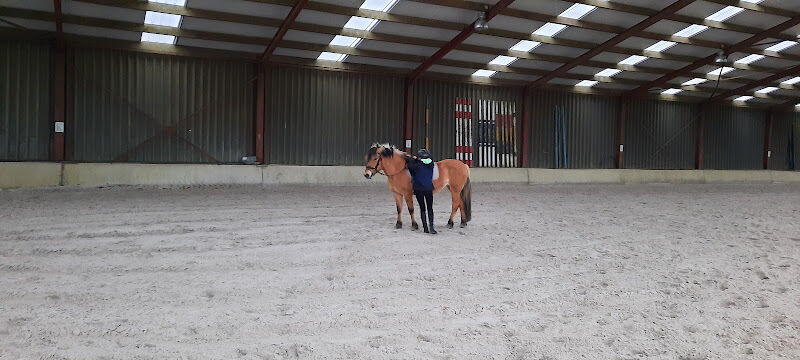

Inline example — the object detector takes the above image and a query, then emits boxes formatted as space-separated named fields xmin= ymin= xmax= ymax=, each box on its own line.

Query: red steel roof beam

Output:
xmin=627 ymin=13 xmax=800 ymax=96
xmin=527 ymin=0 xmax=696 ymax=89
xmin=406 ymin=0 xmax=515 ymax=81
xmin=54 ymin=0 xmax=63 ymax=37
xmin=261 ymin=0 xmax=308 ymax=62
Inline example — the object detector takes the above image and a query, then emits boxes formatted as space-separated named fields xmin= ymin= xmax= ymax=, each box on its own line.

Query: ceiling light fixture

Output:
xmin=714 ymin=50 xmax=728 ymax=64
xmin=474 ymin=6 xmax=489 ymax=30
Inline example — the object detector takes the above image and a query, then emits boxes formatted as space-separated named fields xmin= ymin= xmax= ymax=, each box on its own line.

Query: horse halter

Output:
xmin=365 ymin=156 xmax=385 ymax=176
xmin=365 ymin=155 xmax=406 ymax=177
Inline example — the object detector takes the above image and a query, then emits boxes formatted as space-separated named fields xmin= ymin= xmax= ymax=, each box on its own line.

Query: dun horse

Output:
xmin=364 ymin=144 xmax=471 ymax=229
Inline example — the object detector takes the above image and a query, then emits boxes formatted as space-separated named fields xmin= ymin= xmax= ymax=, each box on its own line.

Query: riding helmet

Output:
xmin=417 ymin=148 xmax=431 ymax=159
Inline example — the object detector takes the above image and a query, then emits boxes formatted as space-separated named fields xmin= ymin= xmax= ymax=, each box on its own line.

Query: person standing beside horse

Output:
xmin=363 ymin=144 xmax=471 ymax=230
xmin=406 ymin=149 xmax=437 ymax=234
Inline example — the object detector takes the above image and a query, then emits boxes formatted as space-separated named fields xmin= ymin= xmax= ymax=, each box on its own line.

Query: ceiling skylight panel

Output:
xmin=765 ymin=41 xmax=797 ymax=52
xmin=673 ymin=24 xmax=707 ymax=38
xmin=360 ymin=0 xmax=399 ymax=12
xmin=489 ymin=55 xmax=517 ymax=66
xmin=735 ymin=54 xmax=765 ymax=64
xmin=483 ymin=1 xmax=597 ymax=79
xmin=149 ymin=0 xmax=186 ymax=5
xmin=682 ymin=78 xmax=707 ymax=86
xmin=618 ymin=55 xmax=648 ymax=66
xmin=645 ymin=41 xmax=676 ymax=53
xmin=755 ymin=87 xmax=778 ymax=94
xmin=708 ymin=66 xmax=735 ymax=77
xmin=575 ymin=80 xmax=598 ymax=87
xmin=144 ymin=11 xmax=182 ymax=27
xmin=321 ymin=0 xmax=398 ymax=63
xmin=559 ymin=4 xmax=596 ymax=20
xmin=510 ymin=40 xmax=540 ymax=52
xmin=734 ymin=96 xmax=753 ymax=102
xmin=533 ymin=23 xmax=568 ymax=37
xmin=473 ymin=69 xmax=497 ymax=77
xmin=317 ymin=52 xmax=347 ymax=62
xmin=705 ymin=6 xmax=744 ymax=22
xmin=661 ymin=88 xmax=681 ymax=95
xmin=781 ymin=76 xmax=800 ymax=85
xmin=344 ymin=16 xmax=380 ymax=31
xmin=141 ymin=32 xmax=176 ymax=44
xmin=595 ymin=68 xmax=621 ymax=77
xmin=329 ymin=35 xmax=362 ymax=48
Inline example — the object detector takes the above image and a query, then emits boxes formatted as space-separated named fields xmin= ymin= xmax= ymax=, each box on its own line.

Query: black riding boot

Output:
xmin=420 ymin=211 xmax=430 ymax=233
xmin=428 ymin=210 xmax=437 ymax=234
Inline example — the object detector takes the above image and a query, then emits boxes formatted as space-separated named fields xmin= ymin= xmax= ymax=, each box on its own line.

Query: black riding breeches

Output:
xmin=415 ymin=191 xmax=434 ymax=224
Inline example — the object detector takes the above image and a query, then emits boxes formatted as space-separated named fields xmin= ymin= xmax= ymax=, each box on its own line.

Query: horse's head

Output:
xmin=364 ymin=144 xmax=394 ymax=179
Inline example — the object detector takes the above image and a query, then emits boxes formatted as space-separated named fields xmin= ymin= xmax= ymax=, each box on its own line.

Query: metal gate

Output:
xmin=454 ymin=97 xmax=518 ymax=167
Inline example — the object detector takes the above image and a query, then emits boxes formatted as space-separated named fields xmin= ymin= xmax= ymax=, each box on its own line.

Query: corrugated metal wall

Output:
xmin=266 ymin=65 xmax=403 ymax=165
xmin=412 ymin=79 xmax=522 ymax=165
xmin=3 ymin=40 xmax=796 ymax=171
xmin=528 ymin=91 xmax=618 ymax=169
xmin=625 ymin=99 xmax=698 ymax=169
xmin=770 ymin=111 xmax=799 ymax=171
xmin=703 ymin=105 xmax=765 ymax=170
xmin=71 ymin=48 xmax=254 ymax=163
xmin=0 ymin=40 xmax=51 ymax=161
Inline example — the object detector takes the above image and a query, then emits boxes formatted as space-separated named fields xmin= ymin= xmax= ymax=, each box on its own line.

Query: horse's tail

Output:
xmin=460 ymin=176 xmax=472 ymax=222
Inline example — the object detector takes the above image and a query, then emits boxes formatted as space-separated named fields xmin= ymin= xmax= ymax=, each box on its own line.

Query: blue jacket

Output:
xmin=407 ymin=158 xmax=434 ymax=192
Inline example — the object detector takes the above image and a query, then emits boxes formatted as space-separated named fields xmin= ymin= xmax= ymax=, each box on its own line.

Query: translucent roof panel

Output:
xmin=560 ymin=4 xmax=597 ymax=20
xmin=150 ymin=0 xmax=186 ymax=5
xmin=489 ymin=55 xmax=518 ymax=66
xmin=360 ymin=0 xmax=399 ymax=12
xmin=141 ymin=32 xmax=176 ymax=44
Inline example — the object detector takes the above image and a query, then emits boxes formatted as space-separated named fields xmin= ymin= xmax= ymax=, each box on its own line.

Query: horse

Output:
xmin=363 ymin=144 xmax=472 ymax=229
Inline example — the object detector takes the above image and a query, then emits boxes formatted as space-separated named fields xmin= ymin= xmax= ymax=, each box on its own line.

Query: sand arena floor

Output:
xmin=0 ymin=183 xmax=798 ymax=359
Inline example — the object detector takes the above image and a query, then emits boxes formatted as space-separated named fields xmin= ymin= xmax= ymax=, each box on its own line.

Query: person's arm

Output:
xmin=407 ymin=157 xmax=420 ymax=172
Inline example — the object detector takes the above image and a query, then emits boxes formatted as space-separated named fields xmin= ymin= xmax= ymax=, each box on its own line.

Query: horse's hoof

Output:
xmin=412 ymin=222 xmax=419 ymax=230
xmin=395 ymin=221 xmax=403 ymax=229
xmin=460 ymin=221 xmax=467 ymax=228
xmin=447 ymin=220 xmax=454 ymax=229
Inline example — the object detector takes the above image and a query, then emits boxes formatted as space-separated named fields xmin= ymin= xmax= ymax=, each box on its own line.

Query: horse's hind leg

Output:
xmin=393 ymin=193 xmax=403 ymax=229
xmin=404 ymin=193 xmax=419 ymax=230
xmin=448 ymin=187 xmax=462 ymax=229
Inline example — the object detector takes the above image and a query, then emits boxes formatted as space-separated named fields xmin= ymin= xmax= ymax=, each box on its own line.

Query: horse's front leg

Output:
xmin=393 ymin=192 xmax=404 ymax=229
xmin=404 ymin=193 xmax=419 ymax=230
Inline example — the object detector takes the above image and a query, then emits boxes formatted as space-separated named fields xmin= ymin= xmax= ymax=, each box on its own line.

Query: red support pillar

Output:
xmin=65 ymin=46 xmax=74 ymax=160
xmin=695 ymin=106 xmax=705 ymax=170
xmin=52 ymin=41 xmax=65 ymax=161
xmin=763 ymin=109 xmax=774 ymax=169
xmin=52 ymin=0 xmax=65 ymax=161
xmin=403 ymin=80 xmax=414 ymax=152
xmin=520 ymin=87 xmax=530 ymax=168
xmin=616 ymin=98 xmax=626 ymax=169
xmin=255 ymin=63 xmax=265 ymax=164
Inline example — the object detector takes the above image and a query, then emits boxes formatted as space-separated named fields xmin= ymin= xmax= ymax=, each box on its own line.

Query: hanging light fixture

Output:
xmin=474 ymin=13 xmax=488 ymax=30
xmin=714 ymin=50 xmax=728 ymax=64
xmin=474 ymin=5 xmax=489 ymax=30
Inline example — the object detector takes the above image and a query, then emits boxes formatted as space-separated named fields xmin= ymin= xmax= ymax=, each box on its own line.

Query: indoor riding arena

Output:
xmin=2 ymin=0 xmax=800 ymax=359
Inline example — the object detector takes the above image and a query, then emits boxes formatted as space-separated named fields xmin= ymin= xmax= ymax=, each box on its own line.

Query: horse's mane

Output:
xmin=367 ymin=143 xmax=405 ymax=159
